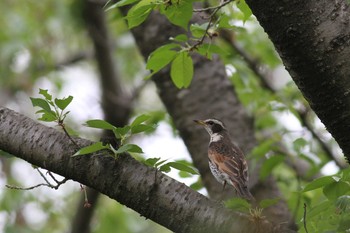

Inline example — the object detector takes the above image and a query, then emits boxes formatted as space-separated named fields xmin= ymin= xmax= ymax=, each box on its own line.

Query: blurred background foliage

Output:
xmin=0 ymin=0 xmax=349 ymax=232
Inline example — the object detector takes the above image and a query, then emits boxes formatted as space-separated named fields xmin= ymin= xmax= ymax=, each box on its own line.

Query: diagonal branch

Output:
xmin=0 ymin=107 xmax=295 ymax=233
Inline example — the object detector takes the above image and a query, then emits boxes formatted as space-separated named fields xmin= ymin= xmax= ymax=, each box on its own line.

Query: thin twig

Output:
xmin=59 ymin=123 xmax=79 ymax=149
xmin=191 ymin=0 xmax=233 ymax=50
xmin=303 ymin=203 xmax=308 ymax=233
xmin=6 ymin=168 xmax=68 ymax=190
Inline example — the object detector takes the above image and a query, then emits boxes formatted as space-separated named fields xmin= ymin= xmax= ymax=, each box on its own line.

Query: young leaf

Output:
xmin=259 ymin=198 xmax=280 ymax=208
xmin=302 ymin=176 xmax=335 ymax=192
xmin=236 ymin=0 xmax=252 ymax=22
xmin=114 ymin=125 xmax=131 ymax=137
xmin=73 ymin=142 xmax=107 ymax=156
xmin=131 ymin=114 xmax=151 ymax=127
xmin=116 ymin=143 xmax=143 ymax=154
xmin=170 ymin=34 xmax=188 ymax=42
xmin=146 ymin=44 xmax=179 ymax=76
xmin=30 ymin=97 xmax=52 ymax=113
xmin=161 ymin=0 xmax=193 ymax=29
xmin=131 ymin=124 xmax=155 ymax=134
xmin=170 ymin=51 xmax=193 ymax=88
xmin=126 ymin=0 xmax=154 ymax=29
xmin=166 ymin=162 xmax=198 ymax=174
xmin=55 ymin=96 xmax=73 ymax=111
xmin=159 ymin=164 xmax=171 ymax=173
xmin=39 ymin=89 xmax=52 ymax=101
xmin=225 ymin=198 xmax=251 ymax=212
xmin=323 ymin=181 xmax=350 ymax=201
xmin=259 ymin=155 xmax=284 ymax=180
xmin=85 ymin=119 xmax=116 ymax=130
xmin=38 ymin=112 xmax=58 ymax=122
xmin=144 ymin=157 xmax=161 ymax=167
xmin=190 ymin=23 xmax=208 ymax=38
xmin=105 ymin=0 xmax=140 ymax=10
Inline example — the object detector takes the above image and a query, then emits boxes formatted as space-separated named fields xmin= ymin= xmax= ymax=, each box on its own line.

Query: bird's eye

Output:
xmin=207 ymin=121 xmax=214 ymax=125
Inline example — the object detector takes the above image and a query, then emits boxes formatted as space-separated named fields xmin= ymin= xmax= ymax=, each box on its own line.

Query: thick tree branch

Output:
xmin=0 ymin=107 xmax=294 ymax=233
xmin=246 ymin=0 xmax=350 ymax=162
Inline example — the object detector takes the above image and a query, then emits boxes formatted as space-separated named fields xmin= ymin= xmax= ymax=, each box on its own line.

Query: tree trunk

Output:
xmin=130 ymin=11 xmax=295 ymax=228
xmin=246 ymin=0 xmax=350 ymax=162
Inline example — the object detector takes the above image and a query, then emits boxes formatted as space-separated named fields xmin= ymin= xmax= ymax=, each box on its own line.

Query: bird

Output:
xmin=194 ymin=118 xmax=254 ymax=201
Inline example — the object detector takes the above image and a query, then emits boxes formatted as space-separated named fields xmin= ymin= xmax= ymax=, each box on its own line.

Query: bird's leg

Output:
xmin=222 ymin=181 xmax=226 ymax=191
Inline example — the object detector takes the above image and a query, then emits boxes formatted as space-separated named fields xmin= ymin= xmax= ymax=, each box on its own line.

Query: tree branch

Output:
xmin=0 ymin=107 xmax=294 ymax=233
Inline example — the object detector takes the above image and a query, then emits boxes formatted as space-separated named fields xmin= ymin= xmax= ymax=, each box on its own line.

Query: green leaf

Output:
xmin=126 ymin=0 xmax=154 ymax=29
xmin=159 ymin=164 xmax=171 ymax=173
xmin=54 ymin=96 xmax=73 ymax=111
xmin=190 ymin=23 xmax=208 ymax=38
xmin=335 ymin=195 xmax=350 ymax=213
xmin=114 ymin=126 xmax=131 ymax=138
xmin=170 ymin=34 xmax=188 ymax=42
xmin=196 ymin=43 xmax=229 ymax=60
xmin=307 ymin=200 xmax=332 ymax=219
xmin=302 ymin=176 xmax=335 ymax=192
xmin=116 ymin=144 xmax=143 ymax=154
xmin=38 ymin=112 xmax=58 ymax=122
xmin=131 ymin=124 xmax=155 ymax=134
xmin=293 ymin=138 xmax=307 ymax=151
xmin=170 ymin=51 xmax=193 ymax=88
xmin=259 ymin=155 xmax=284 ymax=180
xmin=144 ymin=157 xmax=161 ymax=167
xmin=236 ymin=0 xmax=252 ymax=22
xmin=105 ymin=0 xmax=140 ymax=10
xmin=323 ymin=181 xmax=350 ymax=200
xmin=39 ymin=89 xmax=52 ymax=101
xmin=225 ymin=198 xmax=251 ymax=212
xmin=131 ymin=114 xmax=151 ymax=127
xmin=146 ymin=44 xmax=179 ymax=76
xmin=251 ymin=138 xmax=276 ymax=158
xmin=166 ymin=162 xmax=198 ymax=174
xmin=259 ymin=198 xmax=280 ymax=208
xmin=30 ymin=97 xmax=52 ymax=113
xmin=155 ymin=159 xmax=168 ymax=167
xmin=190 ymin=179 xmax=203 ymax=191
xmin=161 ymin=0 xmax=193 ymax=29
xmin=85 ymin=119 xmax=116 ymax=130
xmin=73 ymin=142 xmax=107 ymax=156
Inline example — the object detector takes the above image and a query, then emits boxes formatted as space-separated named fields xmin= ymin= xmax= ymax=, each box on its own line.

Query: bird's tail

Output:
xmin=231 ymin=181 xmax=255 ymax=201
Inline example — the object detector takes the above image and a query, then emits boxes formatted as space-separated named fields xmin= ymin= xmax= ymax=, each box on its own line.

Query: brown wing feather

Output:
xmin=209 ymin=143 xmax=252 ymax=199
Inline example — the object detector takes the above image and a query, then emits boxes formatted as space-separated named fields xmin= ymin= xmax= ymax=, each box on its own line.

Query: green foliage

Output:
xmin=144 ymin=157 xmax=198 ymax=176
xmin=170 ymin=51 xmax=193 ymax=88
xmin=75 ymin=114 xmax=156 ymax=157
xmin=30 ymin=89 xmax=73 ymax=123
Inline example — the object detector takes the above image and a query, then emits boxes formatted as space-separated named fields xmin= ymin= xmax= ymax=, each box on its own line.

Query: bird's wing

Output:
xmin=209 ymin=145 xmax=249 ymax=195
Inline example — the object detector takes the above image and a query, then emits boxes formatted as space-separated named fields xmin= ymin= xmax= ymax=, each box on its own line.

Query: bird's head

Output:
xmin=194 ymin=118 xmax=227 ymax=136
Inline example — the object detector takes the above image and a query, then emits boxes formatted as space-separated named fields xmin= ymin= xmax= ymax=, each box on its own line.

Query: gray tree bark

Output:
xmin=0 ymin=107 xmax=294 ymax=233
xmin=246 ymin=0 xmax=350 ymax=162
xmin=130 ymin=11 xmax=295 ymax=228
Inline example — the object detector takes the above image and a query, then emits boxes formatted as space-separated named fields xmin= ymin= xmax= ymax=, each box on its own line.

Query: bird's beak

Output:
xmin=194 ymin=119 xmax=206 ymax=126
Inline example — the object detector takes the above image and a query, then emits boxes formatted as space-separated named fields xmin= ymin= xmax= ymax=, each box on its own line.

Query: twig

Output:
xmin=80 ymin=184 xmax=91 ymax=208
xmin=191 ymin=0 xmax=233 ymax=50
xmin=303 ymin=203 xmax=308 ymax=233
xmin=59 ymin=122 xmax=80 ymax=149
xmin=193 ymin=0 xmax=233 ymax=13
xmin=6 ymin=168 xmax=68 ymax=190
